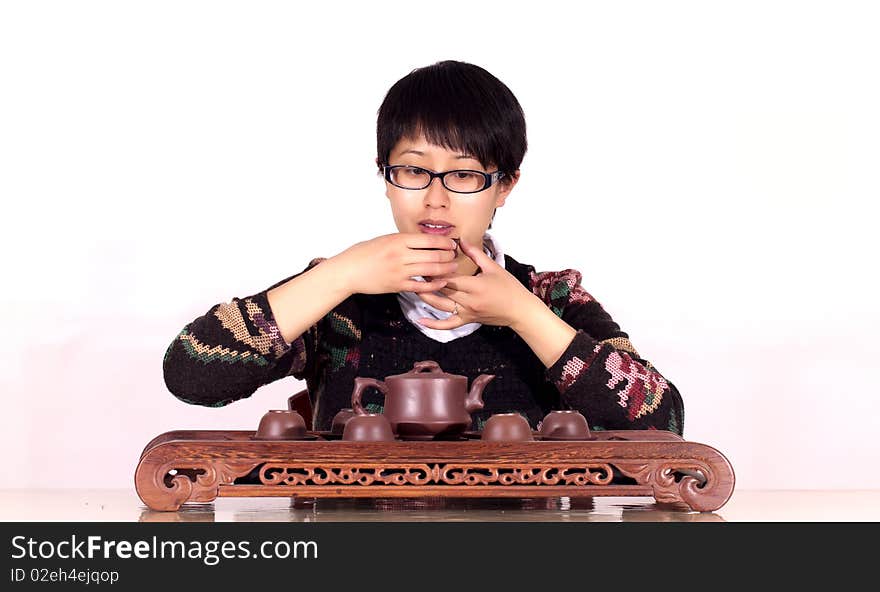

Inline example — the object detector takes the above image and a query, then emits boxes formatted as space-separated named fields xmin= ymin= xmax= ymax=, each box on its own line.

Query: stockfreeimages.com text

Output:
xmin=10 ymin=535 xmax=317 ymax=566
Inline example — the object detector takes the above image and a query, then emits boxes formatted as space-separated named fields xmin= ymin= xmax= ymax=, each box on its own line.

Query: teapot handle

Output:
xmin=351 ymin=377 xmax=388 ymax=415
xmin=412 ymin=360 xmax=442 ymax=374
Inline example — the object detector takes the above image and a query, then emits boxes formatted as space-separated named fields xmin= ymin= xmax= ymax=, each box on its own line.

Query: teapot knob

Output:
xmin=412 ymin=360 xmax=442 ymax=374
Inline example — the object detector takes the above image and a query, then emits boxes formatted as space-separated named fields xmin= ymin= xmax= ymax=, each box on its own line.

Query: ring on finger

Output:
xmin=452 ymin=302 xmax=459 ymax=316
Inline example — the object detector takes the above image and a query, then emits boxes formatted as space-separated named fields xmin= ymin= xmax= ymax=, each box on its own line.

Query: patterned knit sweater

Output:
xmin=163 ymin=255 xmax=684 ymax=435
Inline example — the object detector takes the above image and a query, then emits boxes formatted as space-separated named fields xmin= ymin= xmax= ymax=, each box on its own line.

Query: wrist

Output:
xmin=322 ymin=255 xmax=356 ymax=300
xmin=508 ymin=292 xmax=549 ymax=333
xmin=509 ymin=294 xmax=577 ymax=368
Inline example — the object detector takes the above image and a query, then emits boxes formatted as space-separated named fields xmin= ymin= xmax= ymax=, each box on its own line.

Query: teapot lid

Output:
xmin=389 ymin=360 xmax=464 ymax=381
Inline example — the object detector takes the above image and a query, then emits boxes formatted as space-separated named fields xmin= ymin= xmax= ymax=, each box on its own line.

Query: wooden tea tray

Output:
xmin=135 ymin=430 xmax=735 ymax=512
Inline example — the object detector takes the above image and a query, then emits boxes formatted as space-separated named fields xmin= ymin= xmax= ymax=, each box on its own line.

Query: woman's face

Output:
xmin=383 ymin=134 xmax=518 ymax=267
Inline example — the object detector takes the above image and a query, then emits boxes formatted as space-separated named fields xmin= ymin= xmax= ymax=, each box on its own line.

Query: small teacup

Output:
xmin=342 ymin=414 xmax=395 ymax=442
xmin=254 ymin=410 xmax=308 ymax=440
xmin=537 ymin=410 xmax=592 ymax=440
xmin=481 ymin=413 xmax=534 ymax=442
xmin=331 ymin=408 xmax=358 ymax=435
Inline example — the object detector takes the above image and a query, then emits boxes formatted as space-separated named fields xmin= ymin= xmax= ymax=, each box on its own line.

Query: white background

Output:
xmin=1 ymin=0 xmax=878 ymax=491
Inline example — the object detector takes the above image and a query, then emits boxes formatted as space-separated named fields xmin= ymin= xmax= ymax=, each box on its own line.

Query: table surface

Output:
xmin=1 ymin=489 xmax=878 ymax=522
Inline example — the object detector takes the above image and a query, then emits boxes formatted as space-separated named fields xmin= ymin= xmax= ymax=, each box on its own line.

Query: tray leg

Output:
xmin=614 ymin=456 xmax=735 ymax=512
xmin=135 ymin=457 xmax=259 ymax=511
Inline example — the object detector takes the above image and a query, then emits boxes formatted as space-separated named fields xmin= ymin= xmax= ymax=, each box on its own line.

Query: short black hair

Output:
xmin=377 ymin=60 xmax=527 ymax=183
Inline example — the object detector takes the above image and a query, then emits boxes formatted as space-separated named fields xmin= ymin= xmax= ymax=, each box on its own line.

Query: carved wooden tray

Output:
xmin=135 ymin=430 xmax=735 ymax=512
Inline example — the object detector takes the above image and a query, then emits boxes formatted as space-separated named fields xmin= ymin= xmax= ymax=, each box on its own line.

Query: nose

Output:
xmin=422 ymin=175 xmax=451 ymax=209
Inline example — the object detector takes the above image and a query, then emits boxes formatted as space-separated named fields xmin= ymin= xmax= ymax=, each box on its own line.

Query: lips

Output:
xmin=418 ymin=219 xmax=455 ymax=237
xmin=418 ymin=219 xmax=454 ymax=228
xmin=419 ymin=224 xmax=454 ymax=236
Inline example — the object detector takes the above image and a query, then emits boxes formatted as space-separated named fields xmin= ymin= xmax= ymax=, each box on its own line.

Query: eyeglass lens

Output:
xmin=390 ymin=166 xmax=487 ymax=193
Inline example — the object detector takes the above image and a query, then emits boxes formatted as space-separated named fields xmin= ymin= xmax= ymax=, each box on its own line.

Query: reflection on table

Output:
xmin=138 ymin=495 xmax=725 ymax=523
xmin=3 ymin=490 xmax=878 ymax=522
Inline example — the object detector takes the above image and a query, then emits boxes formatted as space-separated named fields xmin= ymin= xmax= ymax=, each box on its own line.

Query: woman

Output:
xmin=163 ymin=60 xmax=684 ymax=435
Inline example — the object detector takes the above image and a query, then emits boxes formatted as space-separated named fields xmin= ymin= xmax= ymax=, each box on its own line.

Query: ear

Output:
xmin=377 ymin=158 xmax=392 ymax=200
xmin=495 ymin=169 xmax=520 ymax=208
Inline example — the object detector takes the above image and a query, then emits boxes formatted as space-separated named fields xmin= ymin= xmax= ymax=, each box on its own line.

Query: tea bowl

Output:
xmin=331 ymin=408 xmax=358 ymax=435
xmin=537 ymin=410 xmax=593 ymax=440
xmin=342 ymin=413 xmax=395 ymax=442
xmin=481 ymin=413 xmax=534 ymax=442
xmin=254 ymin=410 xmax=308 ymax=440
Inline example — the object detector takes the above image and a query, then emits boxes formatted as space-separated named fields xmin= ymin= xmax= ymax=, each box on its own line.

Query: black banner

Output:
xmin=0 ymin=522 xmax=874 ymax=587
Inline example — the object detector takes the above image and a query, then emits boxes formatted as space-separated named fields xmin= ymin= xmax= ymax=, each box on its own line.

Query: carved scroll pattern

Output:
xmin=259 ymin=464 xmax=435 ymax=486
xmin=166 ymin=461 xmax=259 ymax=502
xmin=613 ymin=460 xmax=731 ymax=512
xmin=257 ymin=464 xmax=614 ymax=487
xmin=137 ymin=459 xmax=260 ymax=511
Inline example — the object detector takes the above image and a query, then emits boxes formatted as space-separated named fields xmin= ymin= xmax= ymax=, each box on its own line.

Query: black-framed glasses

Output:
xmin=381 ymin=164 xmax=505 ymax=194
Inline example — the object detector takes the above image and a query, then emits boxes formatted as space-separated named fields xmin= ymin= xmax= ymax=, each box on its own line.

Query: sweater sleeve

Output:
xmin=529 ymin=269 xmax=685 ymax=435
xmin=162 ymin=258 xmax=325 ymax=407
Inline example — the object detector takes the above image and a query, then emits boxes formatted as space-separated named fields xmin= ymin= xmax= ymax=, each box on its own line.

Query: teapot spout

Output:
xmin=465 ymin=374 xmax=495 ymax=413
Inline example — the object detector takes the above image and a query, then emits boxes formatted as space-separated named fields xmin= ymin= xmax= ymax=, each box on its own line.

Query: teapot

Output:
xmin=351 ymin=360 xmax=494 ymax=440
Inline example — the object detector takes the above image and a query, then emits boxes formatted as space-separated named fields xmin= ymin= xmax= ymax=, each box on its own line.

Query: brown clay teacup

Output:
xmin=481 ymin=413 xmax=534 ymax=442
xmin=254 ymin=410 xmax=307 ymax=440
xmin=331 ymin=408 xmax=357 ymax=435
xmin=537 ymin=410 xmax=593 ymax=440
xmin=342 ymin=413 xmax=395 ymax=442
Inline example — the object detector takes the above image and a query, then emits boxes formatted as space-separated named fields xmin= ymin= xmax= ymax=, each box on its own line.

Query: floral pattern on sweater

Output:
xmin=529 ymin=268 xmax=681 ymax=432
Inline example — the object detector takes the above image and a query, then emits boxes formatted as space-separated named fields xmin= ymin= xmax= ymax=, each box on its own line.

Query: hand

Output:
xmin=416 ymin=238 xmax=535 ymax=329
xmin=331 ymin=233 xmax=458 ymax=296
